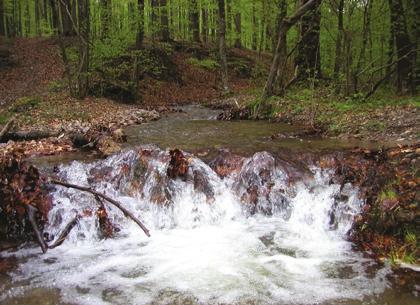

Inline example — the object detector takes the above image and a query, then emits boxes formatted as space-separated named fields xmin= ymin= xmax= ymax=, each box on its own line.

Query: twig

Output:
xmin=50 ymin=179 xmax=151 ymax=237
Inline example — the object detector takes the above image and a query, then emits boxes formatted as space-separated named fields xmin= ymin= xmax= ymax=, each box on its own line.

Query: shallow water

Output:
xmin=124 ymin=105 xmax=382 ymax=157
xmin=1 ymin=106 xmax=418 ymax=305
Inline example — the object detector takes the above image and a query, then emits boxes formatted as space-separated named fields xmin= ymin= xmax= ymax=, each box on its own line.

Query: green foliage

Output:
xmin=378 ymin=189 xmax=397 ymax=202
xmin=187 ymin=57 xmax=220 ymax=71
xmin=48 ymin=80 xmax=66 ymax=93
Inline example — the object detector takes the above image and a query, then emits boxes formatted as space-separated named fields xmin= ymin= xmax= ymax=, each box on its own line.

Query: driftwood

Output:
xmin=25 ymin=204 xmax=48 ymax=253
xmin=51 ymin=179 xmax=150 ymax=237
xmin=0 ymin=116 xmax=15 ymax=142
xmin=48 ymin=215 xmax=80 ymax=249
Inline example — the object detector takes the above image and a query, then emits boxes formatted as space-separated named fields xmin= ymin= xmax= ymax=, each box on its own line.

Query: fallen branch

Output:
xmin=50 ymin=179 xmax=150 ymax=237
xmin=25 ymin=204 xmax=48 ymax=253
xmin=0 ymin=116 xmax=15 ymax=142
xmin=48 ymin=215 xmax=80 ymax=249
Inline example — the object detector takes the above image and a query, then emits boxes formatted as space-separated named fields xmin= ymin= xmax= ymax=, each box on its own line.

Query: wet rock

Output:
xmin=232 ymin=151 xmax=291 ymax=215
xmin=96 ymin=136 xmax=122 ymax=157
xmin=167 ymin=149 xmax=189 ymax=180
xmin=208 ymin=149 xmax=244 ymax=178
xmin=193 ymin=170 xmax=215 ymax=202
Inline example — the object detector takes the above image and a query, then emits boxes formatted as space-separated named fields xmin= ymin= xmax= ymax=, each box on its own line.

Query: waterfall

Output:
xmin=1 ymin=146 xmax=390 ymax=305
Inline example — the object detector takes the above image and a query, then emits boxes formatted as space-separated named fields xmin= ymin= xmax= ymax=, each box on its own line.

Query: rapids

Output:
xmin=1 ymin=147 xmax=393 ymax=305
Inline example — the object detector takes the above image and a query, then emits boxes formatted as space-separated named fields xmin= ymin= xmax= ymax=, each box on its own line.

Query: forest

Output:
xmin=0 ymin=1 xmax=419 ymax=305
xmin=0 ymin=0 xmax=419 ymax=101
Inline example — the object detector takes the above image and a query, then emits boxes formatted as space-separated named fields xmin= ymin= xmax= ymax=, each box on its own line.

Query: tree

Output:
xmin=77 ymin=0 xmax=90 ymax=98
xmin=217 ymin=0 xmax=229 ymax=93
xmin=136 ymin=0 xmax=144 ymax=49
xmin=101 ymin=0 xmax=111 ymax=39
xmin=0 ymin=0 xmax=5 ymax=36
xmin=233 ymin=6 xmax=241 ymax=48
xmin=388 ymin=0 xmax=415 ymax=93
xmin=190 ymin=0 xmax=200 ymax=43
xmin=262 ymin=0 xmax=320 ymax=100
xmin=294 ymin=0 xmax=322 ymax=81
xmin=332 ymin=0 xmax=344 ymax=81
xmin=160 ymin=0 xmax=170 ymax=42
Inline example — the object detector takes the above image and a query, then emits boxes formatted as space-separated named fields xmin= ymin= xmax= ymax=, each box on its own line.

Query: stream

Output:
xmin=0 ymin=106 xmax=418 ymax=305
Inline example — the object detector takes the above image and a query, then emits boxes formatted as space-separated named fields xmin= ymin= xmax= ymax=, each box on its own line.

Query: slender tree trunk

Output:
xmin=60 ymin=0 xmax=73 ymax=36
xmin=136 ymin=0 xmax=144 ymax=48
xmin=226 ymin=0 xmax=232 ymax=45
xmin=0 ymin=0 xmax=5 ymax=36
xmin=217 ymin=0 xmax=229 ymax=93
xmin=190 ymin=0 xmax=200 ymax=43
xmin=202 ymin=7 xmax=208 ymax=44
xmin=251 ymin=2 xmax=257 ymax=50
xmin=333 ymin=0 xmax=344 ymax=80
xmin=77 ymin=0 xmax=90 ymax=98
xmin=160 ymin=0 xmax=170 ymax=41
xmin=233 ymin=9 xmax=241 ymax=48
xmin=388 ymin=0 xmax=414 ymax=93
xmin=35 ymin=0 xmax=41 ymax=35
xmin=100 ymin=0 xmax=111 ymax=39
xmin=275 ymin=0 xmax=288 ymax=92
xmin=262 ymin=0 xmax=320 ymax=100
xmin=24 ymin=0 xmax=30 ymax=36
xmin=49 ymin=0 xmax=58 ymax=32
xmin=151 ymin=0 xmax=158 ymax=40
xmin=295 ymin=0 xmax=322 ymax=81
xmin=353 ymin=0 xmax=373 ymax=93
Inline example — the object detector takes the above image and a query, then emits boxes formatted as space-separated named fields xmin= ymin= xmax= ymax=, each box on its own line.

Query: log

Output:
xmin=0 ymin=117 xmax=15 ymax=142
xmin=50 ymin=179 xmax=151 ymax=237
xmin=4 ymin=130 xmax=60 ymax=142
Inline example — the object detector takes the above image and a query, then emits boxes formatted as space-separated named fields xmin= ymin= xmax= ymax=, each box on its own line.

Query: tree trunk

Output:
xmin=60 ymin=0 xmax=73 ymax=36
xmin=274 ymin=0 xmax=288 ymax=92
xmin=233 ymin=9 xmax=241 ymax=48
xmin=24 ymin=0 xmax=30 ymax=36
xmin=202 ymin=7 xmax=208 ymax=44
xmin=353 ymin=0 xmax=373 ymax=93
xmin=160 ymin=0 xmax=170 ymax=41
xmin=251 ymin=2 xmax=257 ymax=50
xmin=77 ymin=0 xmax=90 ymax=98
xmin=262 ymin=0 xmax=320 ymax=100
xmin=190 ymin=0 xmax=200 ymax=43
xmin=389 ymin=0 xmax=414 ymax=93
xmin=136 ymin=0 xmax=144 ymax=49
xmin=217 ymin=0 xmax=229 ymax=93
xmin=35 ymin=0 xmax=41 ymax=35
xmin=333 ymin=0 xmax=344 ymax=80
xmin=100 ymin=0 xmax=111 ymax=39
xmin=294 ymin=0 xmax=322 ymax=81
xmin=151 ymin=0 xmax=158 ymax=40
xmin=0 ymin=0 xmax=5 ymax=36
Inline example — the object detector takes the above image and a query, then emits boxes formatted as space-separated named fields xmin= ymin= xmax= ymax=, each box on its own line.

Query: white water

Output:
xmin=1 ymin=148 xmax=390 ymax=305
